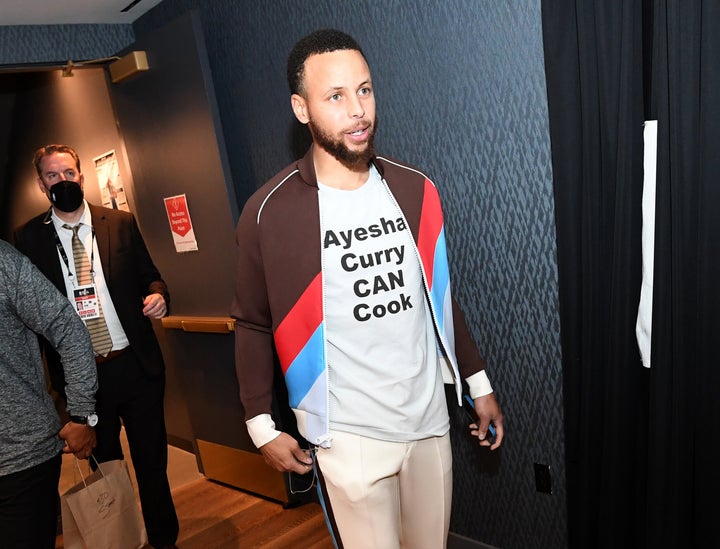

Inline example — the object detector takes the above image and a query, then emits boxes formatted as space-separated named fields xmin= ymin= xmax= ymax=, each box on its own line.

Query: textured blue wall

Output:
xmin=0 ymin=24 xmax=134 ymax=64
xmin=135 ymin=1 xmax=566 ymax=548
xmin=1 ymin=1 xmax=566 ymax=547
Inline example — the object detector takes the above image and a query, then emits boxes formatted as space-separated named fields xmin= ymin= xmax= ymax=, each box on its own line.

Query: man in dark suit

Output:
xmin=14 ymin=144 xmax=179 ymax=549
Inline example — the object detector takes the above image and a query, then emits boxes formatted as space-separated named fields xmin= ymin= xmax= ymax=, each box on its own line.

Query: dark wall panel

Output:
xmin=110 ymin=11 xmax=245 ymax=461
xmin=111 ymin=14 xmax=237 ymax=316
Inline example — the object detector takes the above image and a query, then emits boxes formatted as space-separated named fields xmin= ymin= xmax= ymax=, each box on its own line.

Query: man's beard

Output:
xmin=309 ymin=117 xmax=377 ymax=171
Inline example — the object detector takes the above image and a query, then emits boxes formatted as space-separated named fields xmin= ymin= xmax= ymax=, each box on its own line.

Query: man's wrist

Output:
xmin=466 ymin=370 xmax=493 ymax=399
xmin=246 ymin=413 xmax=281 ymax=448
xmin=69 ymin=413 xmax=99 ymax=427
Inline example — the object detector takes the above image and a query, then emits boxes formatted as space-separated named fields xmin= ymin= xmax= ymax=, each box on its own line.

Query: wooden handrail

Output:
xmin=161 ymin=315 xmax=235 ymax=334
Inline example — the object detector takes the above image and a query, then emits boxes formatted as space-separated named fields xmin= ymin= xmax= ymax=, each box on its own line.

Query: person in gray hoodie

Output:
xmin=0 ymin=240 xmax=98 ymax=549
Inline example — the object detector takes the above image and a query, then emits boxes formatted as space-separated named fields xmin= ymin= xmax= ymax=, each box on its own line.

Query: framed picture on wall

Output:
xmin=94 ymin=150 xmax=130 ymax=212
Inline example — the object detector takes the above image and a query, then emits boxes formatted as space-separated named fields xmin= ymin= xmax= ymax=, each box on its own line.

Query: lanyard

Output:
xmin=52 ymin=224 xmax=97 ymax=285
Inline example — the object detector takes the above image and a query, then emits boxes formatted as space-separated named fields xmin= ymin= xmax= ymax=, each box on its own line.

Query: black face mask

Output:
xmin=49 ymin=181 xmax=84 ymax=212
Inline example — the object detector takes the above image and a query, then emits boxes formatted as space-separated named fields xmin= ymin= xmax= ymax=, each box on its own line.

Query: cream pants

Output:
xmin=316 ymin=430 xmax=453 ymax=549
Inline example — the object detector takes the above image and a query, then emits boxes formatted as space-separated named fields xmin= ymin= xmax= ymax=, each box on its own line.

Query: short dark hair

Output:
xmin=287 ymin=29 xmax=366 ymax=96
xmin=33 ymin=144 xmax=81 ymax=176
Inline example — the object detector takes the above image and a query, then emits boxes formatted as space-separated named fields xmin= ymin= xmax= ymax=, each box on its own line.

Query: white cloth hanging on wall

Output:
xmin=636 ymin=120 xmax=657 ymax=368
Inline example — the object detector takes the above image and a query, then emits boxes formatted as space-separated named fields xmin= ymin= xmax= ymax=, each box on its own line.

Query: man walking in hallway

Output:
xmin=232 ymin=29 xmax=504 ymax=548
xmin=15 ymin=144 xmax=179 ymax=549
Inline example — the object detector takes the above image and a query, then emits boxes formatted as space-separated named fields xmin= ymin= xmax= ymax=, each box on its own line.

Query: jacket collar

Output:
xmin=297 ymin=146 xmax=317 ymax=187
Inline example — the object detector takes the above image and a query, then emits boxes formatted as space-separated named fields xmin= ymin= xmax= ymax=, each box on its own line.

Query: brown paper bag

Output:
xmin=61 ymin=459 xmax=148 ymax=549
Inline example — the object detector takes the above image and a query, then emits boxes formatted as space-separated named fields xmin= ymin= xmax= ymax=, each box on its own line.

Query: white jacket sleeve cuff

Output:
xmin=246 ymin=413 xmax=282 ymax=448
xmin=466 ymin=370 xmax=493 ymax=398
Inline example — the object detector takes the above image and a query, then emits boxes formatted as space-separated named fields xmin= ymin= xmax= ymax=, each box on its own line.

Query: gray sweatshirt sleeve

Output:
xmin=10 ymin=245 xmax=98 ymax=415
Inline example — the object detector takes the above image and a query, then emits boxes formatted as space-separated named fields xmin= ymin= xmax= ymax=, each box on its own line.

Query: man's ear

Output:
xmin=291 ymin=94 xmax=309 ymax=124
xmin=37 ymin=177 xmax=48 ymax=195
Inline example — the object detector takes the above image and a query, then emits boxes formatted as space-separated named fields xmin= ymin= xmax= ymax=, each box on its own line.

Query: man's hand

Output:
xmin=142 ymin=293 xmax=167 ymax=319
xmin=259 ymin=432 xmax=313 ymax=474
xmin=59 ymin=422 xmax=96 ymax=459
xmin=470 ymin=393 xmax=504 ymax=450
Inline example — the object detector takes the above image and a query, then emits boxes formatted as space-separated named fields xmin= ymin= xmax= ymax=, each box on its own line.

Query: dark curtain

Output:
xmin=542 ymin=0 xmax=720 ymax=547
xmin=647 ymin=0 xmax=720 ymax=546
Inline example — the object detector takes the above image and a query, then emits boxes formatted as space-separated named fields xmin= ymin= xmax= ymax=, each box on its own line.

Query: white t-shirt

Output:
xmin=318 ymin=166 xmax=449 ymax=441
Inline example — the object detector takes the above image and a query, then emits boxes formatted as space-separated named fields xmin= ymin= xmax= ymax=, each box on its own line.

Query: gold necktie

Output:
xmin=63 ymin=223 xmax=113 ymax=357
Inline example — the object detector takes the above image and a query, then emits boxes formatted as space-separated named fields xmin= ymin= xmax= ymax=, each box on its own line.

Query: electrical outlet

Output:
xmin=534 ymin=463 xmax=552 ymax=494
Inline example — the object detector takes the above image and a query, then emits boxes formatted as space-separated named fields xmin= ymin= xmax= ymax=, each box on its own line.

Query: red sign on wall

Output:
xmin=164 ymin=195 xmax=192 ymax=236
xmin=163 ymin=194 xmax=198 ymax=252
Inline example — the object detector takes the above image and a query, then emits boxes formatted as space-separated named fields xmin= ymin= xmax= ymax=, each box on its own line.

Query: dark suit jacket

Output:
xmin=14 ymin=204 xmax=169 ymax=389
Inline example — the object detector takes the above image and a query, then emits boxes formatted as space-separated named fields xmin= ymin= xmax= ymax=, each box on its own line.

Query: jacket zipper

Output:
xmin=380 ymin=177 xmax=462 ymax=400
